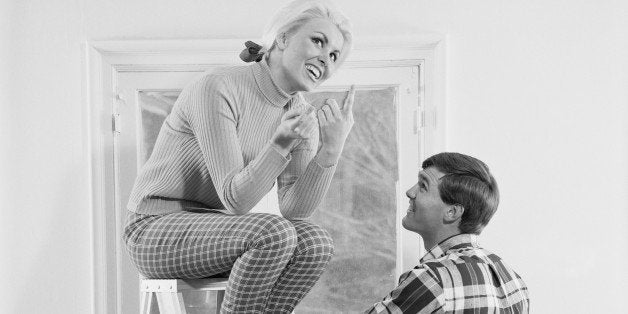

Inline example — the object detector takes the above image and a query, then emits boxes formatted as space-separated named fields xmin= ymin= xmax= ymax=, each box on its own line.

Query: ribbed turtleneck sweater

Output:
xmin=127 ymin=60 xmax=336 ymax=219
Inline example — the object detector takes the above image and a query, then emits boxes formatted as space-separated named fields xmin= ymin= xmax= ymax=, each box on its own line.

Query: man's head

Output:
xmin=402 ymin=152 xmax=499 ymax=237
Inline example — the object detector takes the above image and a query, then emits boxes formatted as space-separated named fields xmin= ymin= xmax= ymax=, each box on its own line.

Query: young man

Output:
xmin=365 ymin=153 xmax=529 ymax=313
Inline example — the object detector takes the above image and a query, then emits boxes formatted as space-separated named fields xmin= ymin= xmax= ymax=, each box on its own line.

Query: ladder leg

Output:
xmin=215 ymin=290 xmax=225 ymax=314
xmin=156 ymin=291 xmax=187 ymax=314
xmin=176 ymin=292 xmax=187 ymax=313
xmin=140 ymin=291 xmax=153 ymax=314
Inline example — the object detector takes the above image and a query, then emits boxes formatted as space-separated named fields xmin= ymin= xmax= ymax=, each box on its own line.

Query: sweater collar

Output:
xmin=252 ymin=58 xmax=294 ymax=107
xmin=420 ymin=234 xmax=480 ymax=263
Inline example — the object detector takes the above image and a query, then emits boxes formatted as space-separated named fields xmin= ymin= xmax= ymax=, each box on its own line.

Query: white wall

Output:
xmin=1 ymin=0 xmax=626 ymax=313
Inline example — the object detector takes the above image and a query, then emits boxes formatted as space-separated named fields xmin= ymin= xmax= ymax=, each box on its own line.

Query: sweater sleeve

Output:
xmin=185 ymin=74 xmax=290 ymax=215
xmin=276 ymin=98 xmax=337 ymax=219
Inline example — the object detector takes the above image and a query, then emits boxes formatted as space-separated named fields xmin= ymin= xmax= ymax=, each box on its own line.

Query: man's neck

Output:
xmin=421 ymin=229 xmax=461 ymax=251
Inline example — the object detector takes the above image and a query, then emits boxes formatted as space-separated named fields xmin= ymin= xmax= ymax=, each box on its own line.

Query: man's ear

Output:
xmin=444 ymin=204 xmax=464 ymax=223
xmin=276 ymin=32 xmax=289 ymax=50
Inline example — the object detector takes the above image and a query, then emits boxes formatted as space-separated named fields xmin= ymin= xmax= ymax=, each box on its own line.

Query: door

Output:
xmin=114 ymin=64 xmax=422 ymax=313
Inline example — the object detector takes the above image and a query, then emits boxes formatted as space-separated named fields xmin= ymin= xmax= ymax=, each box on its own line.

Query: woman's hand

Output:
xmin=271 ymin=105 xmax=317 ymax=156
xmin=315 ymin=85 xmax=356 ymax=166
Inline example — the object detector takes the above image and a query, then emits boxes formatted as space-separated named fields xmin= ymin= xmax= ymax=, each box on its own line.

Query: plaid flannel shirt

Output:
xmin=366 ymin=234 xmax=529 ymax=313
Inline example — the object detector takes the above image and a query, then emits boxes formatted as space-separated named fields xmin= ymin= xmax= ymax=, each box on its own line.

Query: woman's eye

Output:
xmin=312 ymin=38 xmax=323 ymax=47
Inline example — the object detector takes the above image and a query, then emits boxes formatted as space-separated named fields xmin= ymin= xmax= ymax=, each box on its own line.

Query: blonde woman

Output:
xmin=123 ymin=0 xmax=354 ymax=312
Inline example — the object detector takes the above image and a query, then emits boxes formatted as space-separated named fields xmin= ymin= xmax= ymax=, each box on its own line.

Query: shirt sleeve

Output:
xmin=365 ymin=266 xmax=445 ymax=314
xmin=275 ymin=98 xmax=337 ymax=219
xmin=185 ymin=74 xmax=289 ymax=215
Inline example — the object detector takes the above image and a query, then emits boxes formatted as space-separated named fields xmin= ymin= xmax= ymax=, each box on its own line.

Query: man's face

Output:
xmin=402 ymin=167 xmax=449 ymax=235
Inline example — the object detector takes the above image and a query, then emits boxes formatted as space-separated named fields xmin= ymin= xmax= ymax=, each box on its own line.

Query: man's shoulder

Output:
xmin=422 ymin=246 xmax=527 ymax=288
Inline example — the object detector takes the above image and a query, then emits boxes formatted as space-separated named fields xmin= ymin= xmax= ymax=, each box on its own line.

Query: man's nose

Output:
xmin=406 ymin=185 xmax=417 ymax=198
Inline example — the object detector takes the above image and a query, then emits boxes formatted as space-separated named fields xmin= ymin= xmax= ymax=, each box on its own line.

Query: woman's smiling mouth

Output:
xmin=305 ymin=64 xmax=322 ymax=80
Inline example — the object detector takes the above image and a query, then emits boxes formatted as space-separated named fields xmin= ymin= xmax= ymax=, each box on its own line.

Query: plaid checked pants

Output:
xmin=123 ymin=210 xmax=334 ymax=313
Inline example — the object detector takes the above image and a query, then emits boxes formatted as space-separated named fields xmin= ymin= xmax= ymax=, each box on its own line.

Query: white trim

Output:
xmin=86 ymin=43 xmax=118 ymax=314
xmin=86 ymin=35 xmax=446 ymax=313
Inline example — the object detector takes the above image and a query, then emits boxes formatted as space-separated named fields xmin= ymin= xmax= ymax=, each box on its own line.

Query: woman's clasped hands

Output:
xmin=271 ymin=104 xmax=318 ymax=155
xmin=271 ymin=86 xmax=356 ymax=166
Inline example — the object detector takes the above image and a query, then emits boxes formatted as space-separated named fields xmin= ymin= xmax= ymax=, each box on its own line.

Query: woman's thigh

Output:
xmin=123 ymin=211 xmax=296 ymax=279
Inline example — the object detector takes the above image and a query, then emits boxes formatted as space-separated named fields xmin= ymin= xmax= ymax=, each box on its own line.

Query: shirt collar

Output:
xmin=420 ymin=234 xmax=480 ymax=263
xmin=252 ymin=58 xmax=294 ymax=107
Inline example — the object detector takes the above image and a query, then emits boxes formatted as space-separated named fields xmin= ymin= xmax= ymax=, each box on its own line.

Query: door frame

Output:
xmin=85 ymin=35 xmax=446 ymax=314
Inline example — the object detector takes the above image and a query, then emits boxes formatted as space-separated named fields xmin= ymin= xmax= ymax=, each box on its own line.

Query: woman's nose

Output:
xmin=317 ymin=54 xmax=327 ymax=66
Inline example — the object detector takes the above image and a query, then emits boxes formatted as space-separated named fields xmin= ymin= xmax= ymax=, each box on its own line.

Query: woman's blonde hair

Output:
xmin=260 ymin=0 xmax=353 ymax=63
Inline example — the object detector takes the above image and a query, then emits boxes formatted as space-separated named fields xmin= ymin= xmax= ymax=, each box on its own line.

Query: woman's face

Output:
xmin=275 ymin=18 xmax=346 ymax=93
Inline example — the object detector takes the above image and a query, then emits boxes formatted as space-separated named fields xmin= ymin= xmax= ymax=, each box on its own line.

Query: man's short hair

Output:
xmin=422 ymin=152 xmax=499 ymax=234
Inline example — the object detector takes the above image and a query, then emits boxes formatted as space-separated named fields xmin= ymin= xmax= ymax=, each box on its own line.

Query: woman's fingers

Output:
xmin=281 ymin=88 xmax=357 ymax=142
xmin=342 ymin=85 xmax=356 ymax=114
xmin=283 ymin=106 xmax=304 ymax=121
xmin=325 ymin=99 xmax=342 ymax=118
xmin=317 ymin=108 xmax=327 ymax=126
xmin=293 ymin=110 xmax=317 ymax=138
xmin=321 ymin=104 xmax=334 ymax=123
xmin=293 ymin=105 xmax=315 ymax=124
xmin=288 ymin=105 xmax=314 ymax=129
xmin=302 ymin=105 xmax=315 ymax=116
xmin=321 ymin=85 xmax=355 ymax=123
xmin=285 ymin=105 xmax=314 ymax=124
xmin=315 ymin=87 xmax=356 ymax=151
xmin=272 ymin=105 xmax=319 ymax=150
xmin=288 ymin=116 xmax=303 ymax=131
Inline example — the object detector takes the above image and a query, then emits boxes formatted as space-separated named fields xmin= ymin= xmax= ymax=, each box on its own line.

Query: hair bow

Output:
xmin=239 ymin=41 xmax=265 ymax=63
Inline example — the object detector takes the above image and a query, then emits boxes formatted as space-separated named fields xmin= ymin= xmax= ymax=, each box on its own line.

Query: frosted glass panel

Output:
xmin=137 ymin=88 xmax=399 ymax=312
xmin=299 ymin=88 xmax=398 ymax=312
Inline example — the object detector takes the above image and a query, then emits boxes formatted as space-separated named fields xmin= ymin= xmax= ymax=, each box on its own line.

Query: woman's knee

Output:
xmin=293 ymin=221 xmax=335 ymax=258
xmin=247 ymin=213 xmax=298 ymax=250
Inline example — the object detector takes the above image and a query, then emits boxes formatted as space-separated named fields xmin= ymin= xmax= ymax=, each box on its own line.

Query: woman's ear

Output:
xmin=276 ymin=32 xmax=289 ymax=50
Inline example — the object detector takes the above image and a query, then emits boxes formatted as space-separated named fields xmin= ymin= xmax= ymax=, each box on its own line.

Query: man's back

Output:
xmin=367 ymin=234 xmax=529 ymax=313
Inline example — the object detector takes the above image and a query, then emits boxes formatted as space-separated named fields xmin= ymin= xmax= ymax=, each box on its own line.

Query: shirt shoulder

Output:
xmin=420 ymin=246 xmax=528 ymax=311
xmin=427 ymin=246 xmax=528 ymax=293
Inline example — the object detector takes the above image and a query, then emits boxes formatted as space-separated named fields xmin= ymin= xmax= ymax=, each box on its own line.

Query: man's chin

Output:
xmin=402 ymin=216 xmax=424 ymax=234
xmin=401 ymin=216 xmax=413 ymax=232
